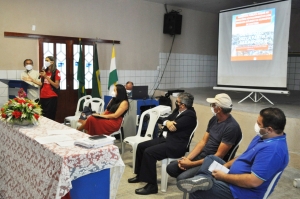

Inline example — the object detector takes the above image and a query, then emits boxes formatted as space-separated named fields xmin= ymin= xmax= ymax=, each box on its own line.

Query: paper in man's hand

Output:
xmin=208 ymin=160 xmax=229 ymax=173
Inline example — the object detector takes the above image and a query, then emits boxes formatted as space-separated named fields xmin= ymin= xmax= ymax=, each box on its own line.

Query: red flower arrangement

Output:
xmin=0 ymin=88 xmax=42 ymax=125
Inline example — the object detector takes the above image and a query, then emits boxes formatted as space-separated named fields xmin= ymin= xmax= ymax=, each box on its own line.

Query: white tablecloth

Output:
xmin=0 ymin=117 xmax=124 ymax=199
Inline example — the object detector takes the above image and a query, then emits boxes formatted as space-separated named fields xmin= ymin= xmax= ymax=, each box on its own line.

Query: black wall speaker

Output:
xmin=163 ymin=12 xmax=182 ymax=35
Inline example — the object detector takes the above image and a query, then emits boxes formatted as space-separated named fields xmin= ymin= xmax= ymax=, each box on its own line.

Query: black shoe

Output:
xmin=135 ymin=183 xmax=158 ymax=195
xmin=128 ymin=175 xmax=140 ymax=183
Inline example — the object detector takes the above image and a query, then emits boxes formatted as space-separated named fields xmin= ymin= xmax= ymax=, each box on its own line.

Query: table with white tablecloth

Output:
xmin=0 ymin=117 xmax=124 ymax=199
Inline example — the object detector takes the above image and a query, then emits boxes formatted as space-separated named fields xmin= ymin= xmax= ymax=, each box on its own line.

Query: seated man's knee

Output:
xmin=137 ymin=141 xmax=149 ymax=151
xmin=166 ymin=160 xmax=179 ymax=177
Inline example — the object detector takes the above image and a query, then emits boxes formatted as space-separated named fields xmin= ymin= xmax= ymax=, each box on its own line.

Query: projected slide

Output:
xmin=231 ymin=9 xmax=275 ymax=61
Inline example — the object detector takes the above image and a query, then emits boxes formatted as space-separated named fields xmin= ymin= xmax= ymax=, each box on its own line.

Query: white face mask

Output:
xmin=25 ymin=65 xmax=33 ymax=71
xmin=254 ymin=122 xmax=268 ymax=137
xmin=211 ymin=107 xmax=216 ymax=116
xmin=44 ymin=61 xmax=51 ymax=69
xmin=111 ymin=91 xmax=116 ymax=97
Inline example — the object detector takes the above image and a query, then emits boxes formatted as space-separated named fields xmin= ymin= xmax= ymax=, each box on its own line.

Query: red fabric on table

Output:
xmin=61 ymin=192 xmax=71 ymax=199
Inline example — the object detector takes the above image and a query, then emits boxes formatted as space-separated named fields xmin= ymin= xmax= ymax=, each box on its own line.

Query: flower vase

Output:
xmin=12 ymin=120 xmax=32 ymax=126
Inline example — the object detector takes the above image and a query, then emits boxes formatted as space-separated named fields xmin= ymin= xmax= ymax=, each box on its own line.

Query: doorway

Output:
xmin=38 ymin=39 xmax=93 ymax=123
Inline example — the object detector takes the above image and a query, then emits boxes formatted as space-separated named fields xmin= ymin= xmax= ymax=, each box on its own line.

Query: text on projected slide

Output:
xmin=231 ymin=9 xmax=275 ymax=61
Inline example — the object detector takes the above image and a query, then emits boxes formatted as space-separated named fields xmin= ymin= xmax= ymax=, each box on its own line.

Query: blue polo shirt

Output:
xmin=229 ymin=133 xmax=289 ymax=199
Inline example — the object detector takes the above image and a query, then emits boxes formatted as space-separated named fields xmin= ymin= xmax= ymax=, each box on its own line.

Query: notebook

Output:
xmin=132 ymin=86 xmax=149 ymax=99
xmin=74 ymin=136 xmax=115 ymax=148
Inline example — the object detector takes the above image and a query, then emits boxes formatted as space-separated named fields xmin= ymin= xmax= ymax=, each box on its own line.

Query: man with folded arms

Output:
xmin=21 ymin=59 xmax=41 ymax=101
xmin=177 ymin=107 xmax=289 ymax=199
xmin=128 ymin=92 xmax=197 ymax=195
xmin=167 ymin=93 xmax=242 ymax=182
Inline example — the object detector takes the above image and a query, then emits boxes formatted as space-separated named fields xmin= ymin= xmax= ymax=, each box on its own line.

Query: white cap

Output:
xmin=206 ymin=93 xmax=232 ymax=108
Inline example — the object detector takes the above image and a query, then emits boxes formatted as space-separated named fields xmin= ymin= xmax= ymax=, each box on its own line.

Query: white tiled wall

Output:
xmin=0 ymin=54 xmax=299 ymax=106
xmin=287 ymin=56 xmax=300 ymax=90
xmin=158 ymin=53 xmax=217 ymax=89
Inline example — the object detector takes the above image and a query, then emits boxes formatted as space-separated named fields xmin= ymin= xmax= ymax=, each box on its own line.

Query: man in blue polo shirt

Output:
xmin=177 ymin=107 xmax=289 ymax=199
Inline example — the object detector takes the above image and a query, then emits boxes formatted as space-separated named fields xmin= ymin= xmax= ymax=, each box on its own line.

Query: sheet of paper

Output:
xmin=208 ymin=160 xmax=229 ymax=174
xmin=47 ymin=129 xmax=78 ymax=135
xmin=35 ymin=135 xmax=74 ymax=144
xmin=56 ymin=140 xmax=75 ymax=147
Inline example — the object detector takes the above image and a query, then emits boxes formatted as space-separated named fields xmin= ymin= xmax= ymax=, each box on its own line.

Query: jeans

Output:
xmin=189 ymin=155 xmax=234 ymax=199
xmin=166 ymin=152 xmax=206 ymax=181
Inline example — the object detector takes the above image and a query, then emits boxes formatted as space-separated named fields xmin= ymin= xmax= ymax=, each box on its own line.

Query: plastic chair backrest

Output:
xmin=263 ymin=171 xmax=283 ymax=199
xmin=75 ymin=95 xmax=92 ymax=116
xmin=226 ymin=134 xmax=243 ymax=161
xmin=136 ymin=109 xmax=160 ymax=138
xmin=186 ymin=120 xmax=198 ymax=152
xmin=84 ymin=98 xmax=104 ymax=114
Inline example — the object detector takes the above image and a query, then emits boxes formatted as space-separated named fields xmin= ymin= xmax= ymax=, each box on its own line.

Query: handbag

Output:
xmin=79 ymin=106 xmax=93 ymax=120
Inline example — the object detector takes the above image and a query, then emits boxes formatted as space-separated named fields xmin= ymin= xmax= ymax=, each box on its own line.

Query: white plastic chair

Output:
xmin=75 ymin=98 xmax=105 ymax=128
xmin=123 ymin=108 xmax=161 ymax=172
xmin=161 ymin=120 xmax=198 ymax=192
xmin=64 ymin=95 xmax=92 ymax=127
xmin=110 ymin=118 xmax=125 ymax=155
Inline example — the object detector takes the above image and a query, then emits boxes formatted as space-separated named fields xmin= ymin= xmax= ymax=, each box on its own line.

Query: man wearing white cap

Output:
xmin=167 ymin=93 xmax=242 ymax=182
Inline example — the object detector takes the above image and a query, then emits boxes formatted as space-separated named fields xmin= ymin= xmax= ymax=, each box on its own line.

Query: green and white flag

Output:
xmin=108 ymin=45 xmax=118 ymax=95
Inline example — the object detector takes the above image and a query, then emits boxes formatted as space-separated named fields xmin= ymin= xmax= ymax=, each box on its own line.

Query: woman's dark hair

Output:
xmin=115 ymin=84 xmax=128 ymax=102
xmin=46 ymin=56 xmax=57 ymax=73
xmin=107 ymin=84 xmax=129 ymax=113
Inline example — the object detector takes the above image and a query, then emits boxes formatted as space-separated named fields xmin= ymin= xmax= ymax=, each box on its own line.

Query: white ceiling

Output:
xmin=144 ymin=0 xmax=300 ymax=13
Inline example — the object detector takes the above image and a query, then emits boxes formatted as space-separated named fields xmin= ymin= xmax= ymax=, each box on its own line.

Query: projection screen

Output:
xmin=217 ymin=0 xmax=291 ymax=90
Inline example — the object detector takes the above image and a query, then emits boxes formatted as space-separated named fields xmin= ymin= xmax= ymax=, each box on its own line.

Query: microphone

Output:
xmin=38 ymin=66 xmax=46 ymax=79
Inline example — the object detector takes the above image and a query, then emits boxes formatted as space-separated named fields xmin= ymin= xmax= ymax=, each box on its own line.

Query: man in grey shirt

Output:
xmin=167 ymin=93 xmax=242 ymax=181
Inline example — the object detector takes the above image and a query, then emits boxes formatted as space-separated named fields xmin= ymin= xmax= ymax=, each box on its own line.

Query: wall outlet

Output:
xmin=157 ymin=66 xmax=160 ymax=70
xmin=32 ymin=25 xmax=36 ymax=31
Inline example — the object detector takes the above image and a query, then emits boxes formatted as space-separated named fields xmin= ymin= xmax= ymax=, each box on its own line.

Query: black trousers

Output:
xmin=135 ymin=137 xmax=168 ymax=185
xmin=40 ymin=97 xmax=58 ymax=121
